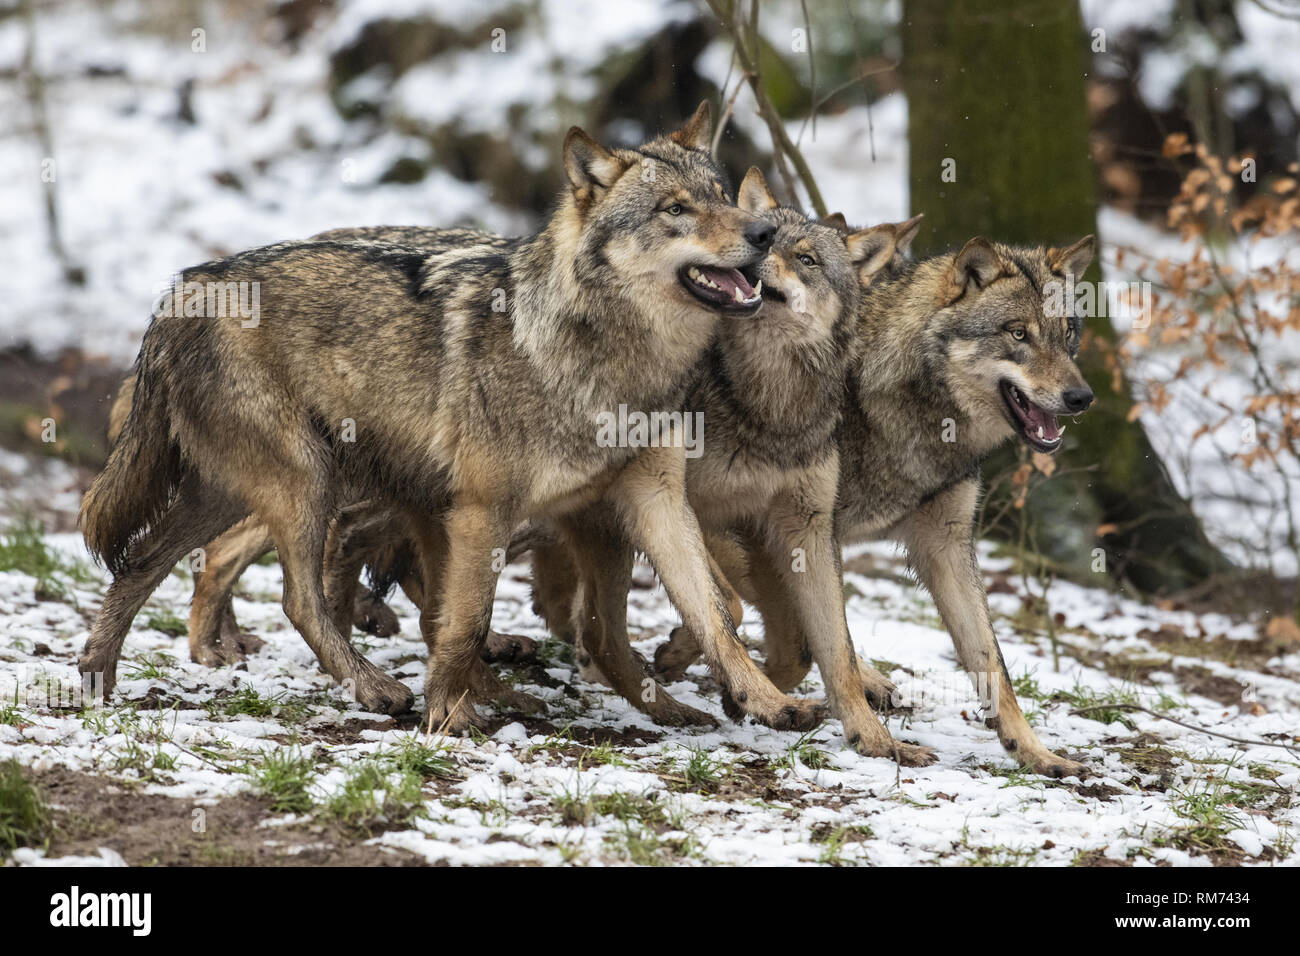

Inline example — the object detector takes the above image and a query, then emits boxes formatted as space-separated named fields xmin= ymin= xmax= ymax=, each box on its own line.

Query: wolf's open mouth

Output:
xmin=679 ymin=263 xmax=762 ymax=314
xmin=1000 ymin=380 xmax=1063 ymax=453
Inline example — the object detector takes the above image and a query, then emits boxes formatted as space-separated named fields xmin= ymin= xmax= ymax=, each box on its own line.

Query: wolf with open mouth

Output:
xmin=651 ymin=231 xmax=1100 ymax=778
xmin=78 ymin=102 xmax=830 ymax=736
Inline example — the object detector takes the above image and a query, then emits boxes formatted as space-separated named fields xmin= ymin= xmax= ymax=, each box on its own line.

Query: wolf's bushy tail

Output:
xmin=81 ymin=344 xmax=183 ymax=577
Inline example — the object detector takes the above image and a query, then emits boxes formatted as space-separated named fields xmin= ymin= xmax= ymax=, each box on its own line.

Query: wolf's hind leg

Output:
xmin=322 ymin=501 xmax=397 ymax=638
xmin=652 ymin=544 xmax=739 ymax=684
xmin=262 ymin=492 xmax=413 ymax=716
xmin=80 ymin=478 xmax=244 ymax=698
xmin=529 ymin=534 xmax=577 ymax=644
xmin=743 ymin=541 xmax=812 ymax=691
xmin=415 ymin=501 xmax=521 ymax=733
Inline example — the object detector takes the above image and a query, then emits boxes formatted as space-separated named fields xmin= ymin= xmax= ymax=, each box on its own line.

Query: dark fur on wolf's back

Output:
xmin=78 ymin=104 xmax=825 ymax=734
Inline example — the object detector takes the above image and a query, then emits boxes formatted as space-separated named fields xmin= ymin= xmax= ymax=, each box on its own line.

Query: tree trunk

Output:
xmin=901 ymin=0 xmax=1234 ymax=595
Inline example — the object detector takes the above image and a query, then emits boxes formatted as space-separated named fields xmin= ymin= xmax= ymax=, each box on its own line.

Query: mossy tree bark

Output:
xmin=901 ymin=0 xmax=1234 ymax=594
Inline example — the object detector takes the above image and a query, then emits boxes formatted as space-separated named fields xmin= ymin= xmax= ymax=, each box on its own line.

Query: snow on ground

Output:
xmin=2 ymin=0 xmax=1298 ymax=866
xmin=2 ymin=506 xmax=1296 ymax=866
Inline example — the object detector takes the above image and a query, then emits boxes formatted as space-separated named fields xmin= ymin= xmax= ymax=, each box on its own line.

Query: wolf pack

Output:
xmin=80 ymin=103 xmax=1097 ymax=778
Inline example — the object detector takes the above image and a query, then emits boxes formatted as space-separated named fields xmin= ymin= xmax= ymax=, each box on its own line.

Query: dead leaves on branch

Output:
xmin=1118 ymin=136 xmax=1300 ymax=474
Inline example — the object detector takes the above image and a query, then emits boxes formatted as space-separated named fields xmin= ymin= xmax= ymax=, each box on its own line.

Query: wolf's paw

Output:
xmin=231 ymin=631 xmax=266 ymax=657
xmin=848 ymin=734 xmax=937 ymax=767
xmin=468 ymin=659 xmax=546 ymax=715
xmin=486 ymin=684 xmax=548 ymax=716
xmin=652 ymin=627 xmax=701 ymax=683
xmin=191 ymin=640 xmax=236 ymax=668
xmin=353 ymin=672 xmax=415 ymax=716
xmin=77 ymin=644 xmax=118 ymax=697
xmin=352 ymin=595 xmax=401 ymax=637
xmin=572 ymin=636 xmax=608 ymax=686
xmin=191 ymin=640 xmax=239 ymax=667
xmin=1019 ymin=749 xmax=1088 ymax=780
xmin=193 ymin=631 xmax=265 ymax=667
xmin=735 ymin=694 xmax=825 ymax=732
xmin=421 ymin=690 xmax=487 ymax=736
xmin=857 ymin=660 xmax=899 ymax=713
xmin=482 ymin=630 xmax=537 ymax=664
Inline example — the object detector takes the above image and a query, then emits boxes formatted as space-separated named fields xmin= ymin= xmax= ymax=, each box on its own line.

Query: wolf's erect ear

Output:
xmin=943 ymin=236 xmax=1005 ymax=305
xmin=1047 ymin=235 xmax=1095 ymax=277
xmin=737 ymin=166 xmax=779 ymax=214
xmin=669 ymin=101 xmax=713 ymax=151
xmin=845 ymin=225 xmax=897 ymax=286
xmin=821 ymin=212 xmax=849 ymax=233
xmin=563 ymin=127 xmax=626 ymax=195
xmin=893 ymin=213 xmax=924 ymax=259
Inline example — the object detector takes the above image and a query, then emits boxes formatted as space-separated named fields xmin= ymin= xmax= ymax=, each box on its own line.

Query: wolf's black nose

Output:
xmin=744 ymin=220 xmax=775 ymax=251
xmin=1063 ymin=386 xmax=1094 ymax=412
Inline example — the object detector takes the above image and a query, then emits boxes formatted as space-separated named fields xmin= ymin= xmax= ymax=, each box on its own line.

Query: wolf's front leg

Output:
xmin=609 ymin=444 xmax=823 ymax=732
xmin=764 ymin=485 xmax=935 ymax=766
xmin=899 ymin=478 xmax=1086 ymax=779
xmin=322 ymin=500 xmax=393 ymax=638
xmin=743 ymin=543 xmax=898 ymax=710
xmin=651 ymin=538 xmax=742 ymax=683
xmin=559 ymin=509 xmax=716 ymax=727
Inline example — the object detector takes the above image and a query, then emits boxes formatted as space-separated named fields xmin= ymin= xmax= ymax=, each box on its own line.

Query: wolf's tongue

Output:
xmin=1024 ymin=404 xmax=1060 ymax=441
xmin=699 ymin=266 xmax=756 ymax=300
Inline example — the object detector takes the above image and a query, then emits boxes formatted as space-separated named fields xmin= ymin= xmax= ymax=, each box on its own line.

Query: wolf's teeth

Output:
xmin=754 ymin=280 xmax=762 ymax=295
xmin=689 ymin=267 xmax=701 ymax=279
xmin=1037 ymin=426 xmax=1045 ymax=439
xmin=1059 ymin=426 xmax=1066 ymax=435
xmin=733 ymin=287 xmax=744 ymax=303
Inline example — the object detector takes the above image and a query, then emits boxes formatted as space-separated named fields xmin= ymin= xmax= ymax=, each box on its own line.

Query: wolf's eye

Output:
xmin=665 ymin=203 xmax=684 ymax=216
xmin=1010 ymin=328 xmax=1026 ymax=341
xmin=798 ymin=254 xmax=818 ymax=267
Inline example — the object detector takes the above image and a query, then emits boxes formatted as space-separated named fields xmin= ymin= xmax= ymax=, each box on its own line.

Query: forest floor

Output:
xmin=1 ymin=452 xmax=1298 ymax=867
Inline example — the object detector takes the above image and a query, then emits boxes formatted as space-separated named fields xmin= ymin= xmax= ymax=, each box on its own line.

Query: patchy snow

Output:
xmin=2 ymin=0 xmax=1298 ymax=866
xmin=2 ymin=506 xmax=1296 ymax=866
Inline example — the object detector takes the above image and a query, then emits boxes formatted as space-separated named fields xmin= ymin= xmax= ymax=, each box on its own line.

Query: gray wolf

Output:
xmin=553 ymin=175 xmax=935 ymax=760
xmin=107 ymin=369 xmax=536 ymax=665
xmin=652 ymin=230 xmax=1097 ymax=776
xmin=79 ymin=104 xmax=822 ymax=734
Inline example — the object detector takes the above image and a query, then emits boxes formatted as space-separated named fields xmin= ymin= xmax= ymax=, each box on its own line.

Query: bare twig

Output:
xmin=799 ymin=0 xmax=815 ymax=140
xmin=710 ymin=69 xmax=749 ymax=159
xmin=1069 ymin=704 xmax=1300 ymax=758
xmin=19 ymin=0 xmax=81 ymax=284
xmin=703 ymin=0 xmax=828 ymax=216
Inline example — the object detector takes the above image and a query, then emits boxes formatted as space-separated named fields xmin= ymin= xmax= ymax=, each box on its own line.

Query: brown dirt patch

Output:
xmin=1172 ymin=666 xmax=1247 ymax=706
xmin=1071 ymin=848 xmax=1134 ymax=867
xmin=34 ymin=767 xmax=428 ymax=866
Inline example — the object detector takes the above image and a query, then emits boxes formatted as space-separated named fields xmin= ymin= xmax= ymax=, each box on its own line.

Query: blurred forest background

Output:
xmin=1 ymin=0 xmax=1298 ymax=624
